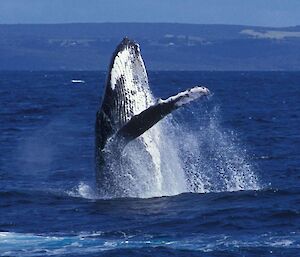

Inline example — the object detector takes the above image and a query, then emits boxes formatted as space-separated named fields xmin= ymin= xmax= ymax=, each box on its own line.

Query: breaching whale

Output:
xmin=95 ymin=38 xmax=210 ymax=197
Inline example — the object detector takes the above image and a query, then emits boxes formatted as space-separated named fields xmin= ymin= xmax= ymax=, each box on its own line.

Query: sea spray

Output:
xmin=178 ymin=105 xmax=261 ymax=193
xmin=97 ymin=122 xmax=187 ymax=198
xmin=92 ymin=90 xmax=260 ymax=199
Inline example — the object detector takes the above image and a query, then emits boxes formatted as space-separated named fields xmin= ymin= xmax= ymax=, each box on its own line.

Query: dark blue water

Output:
xmin=0 ymin=71 xmax=299 ymax=256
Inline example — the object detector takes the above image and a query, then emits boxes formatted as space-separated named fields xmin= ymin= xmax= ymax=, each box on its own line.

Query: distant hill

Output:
xmin=0 ymin=23 xmax=300 ymax=70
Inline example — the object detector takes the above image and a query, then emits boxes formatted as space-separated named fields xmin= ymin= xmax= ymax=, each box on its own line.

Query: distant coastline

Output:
xmin=1 ymin=23 xmax=300 ymax=71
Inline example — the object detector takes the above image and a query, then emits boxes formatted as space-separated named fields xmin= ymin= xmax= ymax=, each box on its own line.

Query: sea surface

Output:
xmin=0 ymin=71 xmax=299 ymax=256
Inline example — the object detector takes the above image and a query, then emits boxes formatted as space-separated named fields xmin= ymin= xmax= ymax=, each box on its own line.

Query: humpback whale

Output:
xmin=95 ymin=38 xmax=210 ymax=197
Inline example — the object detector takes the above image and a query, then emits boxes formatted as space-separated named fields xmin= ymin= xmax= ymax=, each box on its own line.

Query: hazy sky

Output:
xmin=0 ymin=0 xmax=299 ymax=27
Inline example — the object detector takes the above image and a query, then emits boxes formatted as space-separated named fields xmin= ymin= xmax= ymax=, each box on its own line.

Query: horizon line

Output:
xmin=1 ymin=70 xmax=300 ymax=73
xmin=0 ymin=21 xmax=299 ymax=29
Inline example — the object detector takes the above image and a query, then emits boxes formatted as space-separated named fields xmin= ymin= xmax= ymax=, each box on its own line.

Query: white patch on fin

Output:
xmin=159 ymin=86 xmax=210 ymax=107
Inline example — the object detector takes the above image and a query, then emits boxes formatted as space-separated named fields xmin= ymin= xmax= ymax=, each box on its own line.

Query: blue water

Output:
xmin=0 ymin=71 xmax=299 ymax=256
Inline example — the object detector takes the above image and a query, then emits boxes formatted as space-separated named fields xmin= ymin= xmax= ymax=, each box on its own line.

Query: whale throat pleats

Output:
xmin=95 ymin=38 xmax=154 ymax=150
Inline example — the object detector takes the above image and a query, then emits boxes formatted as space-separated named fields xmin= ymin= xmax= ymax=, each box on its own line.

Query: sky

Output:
xmin=0 ymin=0 xmax=299 ymax=27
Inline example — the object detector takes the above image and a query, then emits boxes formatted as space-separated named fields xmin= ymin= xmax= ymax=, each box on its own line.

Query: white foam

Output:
xmin=1 ymin=232 xmax=298 ymax=256
xmin=71 ymin=79 xmax=85 ymax=83
xmin=67 ymin=182 xmax=96 ymax=199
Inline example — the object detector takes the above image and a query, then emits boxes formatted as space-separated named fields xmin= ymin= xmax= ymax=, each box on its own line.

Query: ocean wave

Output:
xmin=0 ymin=231 xmax=299 ymax=256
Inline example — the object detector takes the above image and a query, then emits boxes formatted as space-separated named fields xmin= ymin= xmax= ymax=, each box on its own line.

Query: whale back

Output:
xmin=95 ymin=38 xmax=154 ymax=150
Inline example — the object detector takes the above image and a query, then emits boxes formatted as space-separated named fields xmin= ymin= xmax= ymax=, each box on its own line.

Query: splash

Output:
xmin=178 ymin=106 xmax=261 ymax=193
xmin=98 ymin=121 xmax=187 ymax=199
xmin=67 ymin=182 xmax=96 ymax=199
xmin=97 ymin=92 xmax=260 ymax=198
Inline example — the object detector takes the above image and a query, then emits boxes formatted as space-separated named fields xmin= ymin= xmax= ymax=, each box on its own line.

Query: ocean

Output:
xmin=0 ymin=71 xmax=299 ymax=256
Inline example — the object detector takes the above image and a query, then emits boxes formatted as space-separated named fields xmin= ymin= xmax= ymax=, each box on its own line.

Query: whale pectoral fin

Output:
xmin=116 ymin=85 xmax=210 ymax=145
